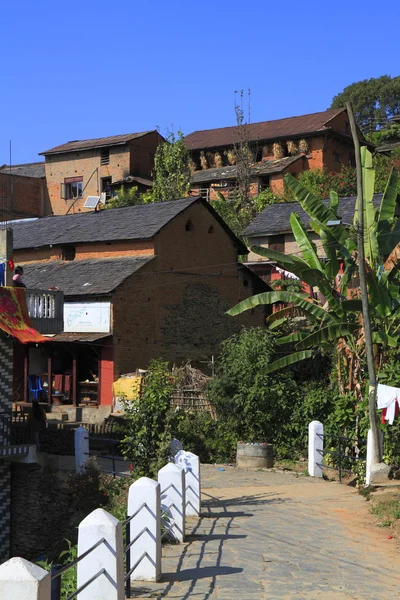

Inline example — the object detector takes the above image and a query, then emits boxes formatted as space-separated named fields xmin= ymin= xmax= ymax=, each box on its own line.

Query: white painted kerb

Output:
xmin=158 ymin=462 xmax=186 ymax=542
xmin=128 ymin=477 xmax=161 ymax=582
xmin=308 ymin=421 xmax=323 ymax=478
xmin=0 ymin=557 xmax=51 ymax=600
xmin=77 ymin=508 xmax=124 ymax=600
xmin=175 ymin=450 xmax=201 ymax=516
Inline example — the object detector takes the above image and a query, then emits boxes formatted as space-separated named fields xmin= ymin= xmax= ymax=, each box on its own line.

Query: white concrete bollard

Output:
xmin=74 ymin=426 xmax=89 ymax=473
xmin=0 ymin=557 xmax=51 ymax=600
xmin=77 ymin=508 xmax=124 ymax=600
xmin=127 ymin=477 xmax=161 ymax=582
xmin=175 ymin=450 xmax=201 ymax=516
xmin=366 ymin=428 xmax=384 ymax=486
xmin=158 ymin=462 xmax=186 ymax=542
xmin=308 ymin=421 xmax=324 ymax=478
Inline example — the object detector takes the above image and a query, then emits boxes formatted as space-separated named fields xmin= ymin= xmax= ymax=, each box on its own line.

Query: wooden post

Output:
xmin=47 ymin=353 xmax=52 ymax=405
xmin=347 ymin=101 xmax=381 ymax=465
xmin=72 ymin=356 xmax=77 ymax=406
xmin=23 ymin=347 xmax=28 ymax=403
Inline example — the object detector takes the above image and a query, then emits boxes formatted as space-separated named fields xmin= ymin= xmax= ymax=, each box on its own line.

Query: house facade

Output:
xmin=0 ymin=162 xmax=50 ymax=219
xmin=11 ymin=197 xmax=269 ymax=408
xmin=39 ymin=130 xmax=164 ymax=215
xmin=185 ymin=108 xmax=367 ymax=200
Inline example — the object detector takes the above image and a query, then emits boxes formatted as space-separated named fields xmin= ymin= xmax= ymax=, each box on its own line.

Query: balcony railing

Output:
xmin=26 ymin=289 xmax=64 ymax=334
xmin=0 ymin=412 xmax=31 ymax=457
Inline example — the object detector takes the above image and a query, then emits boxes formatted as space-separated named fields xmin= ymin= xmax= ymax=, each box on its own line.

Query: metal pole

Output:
xmin=346 ymin=101 xmax=381 ymax=466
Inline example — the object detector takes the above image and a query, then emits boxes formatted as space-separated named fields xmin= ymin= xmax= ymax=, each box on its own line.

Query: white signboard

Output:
xmin=64 ymin=302 xmax=111 ymax=333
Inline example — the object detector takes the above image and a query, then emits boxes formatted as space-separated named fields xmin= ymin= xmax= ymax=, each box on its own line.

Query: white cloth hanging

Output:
xmin=377 ymin=384 xmax=398 ymax=425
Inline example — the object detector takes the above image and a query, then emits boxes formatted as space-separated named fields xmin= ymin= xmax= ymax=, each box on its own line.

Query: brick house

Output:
xmin=11 ymin=197 xmax=269 ymax=408
xmin=0 ymin=162 xmax=50 ymax=219
xmin=185 ymin=108 xmax=368 ymax=199
xmin=39 ymin=130 xmax=164 ymax=215
xmin=242 ymin=194 xmax=388 ymax=292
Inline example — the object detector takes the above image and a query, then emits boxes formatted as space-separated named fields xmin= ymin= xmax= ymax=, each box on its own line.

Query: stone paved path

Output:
xmin=128 ymin=465 xmax=400 ymax=599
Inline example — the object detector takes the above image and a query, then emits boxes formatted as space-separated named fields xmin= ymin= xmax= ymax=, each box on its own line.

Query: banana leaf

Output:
xmin=266 ymin=306 xmax=307 ymax=323
xmin=320 ymin=228 xmax=339 ymax=279
xmin=226 ymin=291 xmax=337 ymax=323
xmin=382 ymin=222 xmax=400 ymax=259
xmin=290 ymin=213 xmax=322 ymax=271
xmin=284 ymin=174 xmax=352 ymax=248
xmin=372 ymin=331 xmax=398 ymax=348
xmin=299 ymin=268 xmax=344 ymax=318
xmin=295 ymin=323 xmax=359 ymax=350
xmin=268 ymin=318 xmax=287 ymax=330
xmin=360 ymin=147 xmax=378 ymax=264
xmin=276 ymin=332 xmax=311 ymax=345
xmin=262 ymin=350 xmax=314 ymax=374
xmin=329 ymin=190 xmax=339 ymax=216
xmin=366 ymin=270 xmax=392 ymax=318
xmin=377 ymin=168 xmax=399 ymax=251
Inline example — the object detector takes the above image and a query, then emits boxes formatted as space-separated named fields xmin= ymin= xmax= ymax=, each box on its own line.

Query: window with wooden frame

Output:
xmin=60 ymin=177 xmax=83 ymax=200
xmin=269 ymin=234 xmax=285 ymax=253
xmin=62 ymin=246 xmax=76 ymax=261
xmin=101 ymin=148 xmax=110 ymax=165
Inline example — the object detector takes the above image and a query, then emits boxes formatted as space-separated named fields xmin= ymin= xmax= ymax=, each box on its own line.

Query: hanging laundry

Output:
xmin=0 ymin=263 xmax=5 ymax=286
xmin=377 ymin=384 xmax=399 ymax=425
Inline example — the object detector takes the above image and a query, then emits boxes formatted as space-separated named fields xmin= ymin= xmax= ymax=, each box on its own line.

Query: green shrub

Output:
xmin=120 ymin=360 xmax=176 ymax=477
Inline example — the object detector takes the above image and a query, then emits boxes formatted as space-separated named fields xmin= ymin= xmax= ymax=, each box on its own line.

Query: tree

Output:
xmin=331 ymin=76 xmax=400 ymax=140
xmin=227 ymin=157 xmax=400 ymax=435
xmin=151 ymin=131 xmax=190 ymax=202
xmin=104 ymin=185 xmax=151 ymax=209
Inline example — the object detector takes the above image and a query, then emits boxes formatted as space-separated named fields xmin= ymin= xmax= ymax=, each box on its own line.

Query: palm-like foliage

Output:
xmin=227 ymin=149 xmax=400 ymax=396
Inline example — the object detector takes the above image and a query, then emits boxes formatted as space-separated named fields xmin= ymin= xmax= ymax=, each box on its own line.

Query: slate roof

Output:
xmin=243 ymin=194 xmax=384 ymax=237
xmin=191 ymin=156 xmax=303 ymax=184
xmin=0 ymin=162 xmax=45 ymax=178
xmin=23 ymin=256 xmax=154 ymax=297
xmin=376 ymin=141 xmax=400 ymax=154
xmin=184 ymin=109 xmax=346 ymax=151
xmin=12 ymin=197 xmax=199 ymax=249
xmin=40 ymin=131 xmax=156 ymax=155
xmin=12 ymin=196 xmax=247 ymax=254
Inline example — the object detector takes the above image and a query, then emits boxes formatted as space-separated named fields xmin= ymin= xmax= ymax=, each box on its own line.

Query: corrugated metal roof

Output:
xmin=184 ymin=109 xmax=346 ymax=151
xmin=40 ymin=131 xmax=156 ymax=155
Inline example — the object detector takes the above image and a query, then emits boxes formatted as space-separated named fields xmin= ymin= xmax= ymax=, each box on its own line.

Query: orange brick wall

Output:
xmin=44 ymin=133 xmax=162 ymax=216
xmin=111 ymin=201 xmax=266 ymax=376
xmin=0 ymin=173 xmax=48 ymax=219
xmin=45 ymin=146 xmax=131 ymax=215
xmin=14 ymin=240 xmax=155 ymax=264
xmin=129 ymin=132 xmax=163 ymax=176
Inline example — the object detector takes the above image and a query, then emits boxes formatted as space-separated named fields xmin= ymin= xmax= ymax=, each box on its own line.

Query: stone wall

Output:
xmin=10 ymin=463 xmax=103 ymax=562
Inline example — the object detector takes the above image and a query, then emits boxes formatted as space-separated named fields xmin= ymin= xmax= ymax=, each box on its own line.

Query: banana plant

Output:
xmin=227 ymin=157 xmax=400 ymax=396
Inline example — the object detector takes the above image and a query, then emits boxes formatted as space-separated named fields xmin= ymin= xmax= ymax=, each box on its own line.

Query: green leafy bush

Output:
xmin=121 ymin=360 xmax=176 ymax=477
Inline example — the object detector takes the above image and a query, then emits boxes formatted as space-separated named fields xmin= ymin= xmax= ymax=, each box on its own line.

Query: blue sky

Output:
xmin=1 ymin=0 xmax=399 ymax=165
